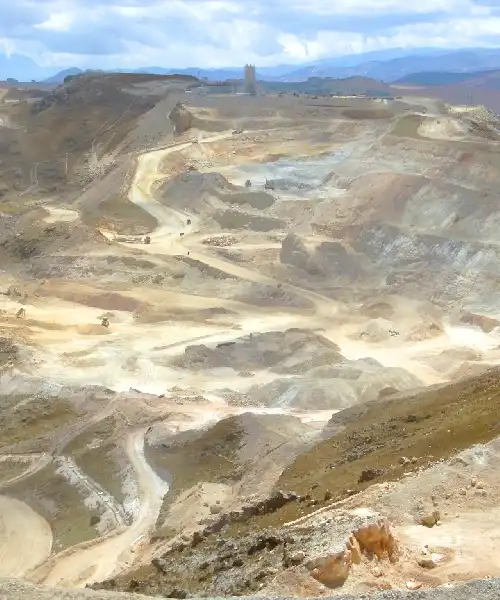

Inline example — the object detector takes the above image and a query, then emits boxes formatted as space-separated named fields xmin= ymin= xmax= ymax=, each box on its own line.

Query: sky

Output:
xmin=1 ymin=0 xmax=500 ymax=70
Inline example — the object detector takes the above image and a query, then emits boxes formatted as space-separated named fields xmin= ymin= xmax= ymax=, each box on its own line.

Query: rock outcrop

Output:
xmin=169 ymin=102 xmax=193 ymax=135
xmin=307 ymin=519 xmax=398 ymax=588
xmin=5 ymin=576 xmax=500 ymax=600
xmin=280 ymin=233 xmax=310 ymax=271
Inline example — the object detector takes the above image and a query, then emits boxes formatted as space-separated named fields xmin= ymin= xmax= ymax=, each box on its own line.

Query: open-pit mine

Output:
xmin=1 ymin=73 xmax=500 ymax=600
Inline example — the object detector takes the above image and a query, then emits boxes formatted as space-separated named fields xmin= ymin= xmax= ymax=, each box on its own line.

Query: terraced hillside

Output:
xmin=2 ymin=73 xmax=500 ymax=598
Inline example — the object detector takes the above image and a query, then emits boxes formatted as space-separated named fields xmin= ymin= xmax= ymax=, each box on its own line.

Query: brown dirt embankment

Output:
xmin=230 ymin=367 xmax=500 ymax=532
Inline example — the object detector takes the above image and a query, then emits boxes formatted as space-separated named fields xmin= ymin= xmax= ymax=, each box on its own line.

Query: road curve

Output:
xmin=38 ymin=131 xmax=337 ymax=587
xmin=40 ymin=429 xmax=167 ymax=588
xmin=116 ymin=131 xmax=338 ymax=320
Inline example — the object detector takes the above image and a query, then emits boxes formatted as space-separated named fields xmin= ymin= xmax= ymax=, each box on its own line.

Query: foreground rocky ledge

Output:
xmin=1 ymin=578 xmax=500 ymax=600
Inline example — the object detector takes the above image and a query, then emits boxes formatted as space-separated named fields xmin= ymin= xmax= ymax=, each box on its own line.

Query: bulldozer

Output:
xmin=101 ymin=317 xmax=110 ymax=328
xmin=143 ymin=235 xmax=151 ymax=244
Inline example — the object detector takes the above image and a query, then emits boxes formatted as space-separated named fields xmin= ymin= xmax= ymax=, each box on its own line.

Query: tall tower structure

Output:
xmin=244 ymin=64 xmax=256 ymax=95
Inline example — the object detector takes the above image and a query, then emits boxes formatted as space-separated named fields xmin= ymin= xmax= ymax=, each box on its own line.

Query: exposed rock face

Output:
xmin=420 ymin=509 xmax=441 ymax=528
xmin=358 ymin=468 xmax=385 ymax=483
xmin=169 ymin=102 xmax=193 ymax=135
xmin=154 ymin=490 xmax=303 ymax=558
xmin=280 ymin=233 xmax=310 ymax=271
xmin=307 ymin=519 xmax=398 ymax=588
xmin=460 ymin=311 xmax=500 ymax=333
xmin=0 ymin=336 xmax=19 ymax=366
xmin=353 ymin=519 xmax=398 ymax=560
xmin=310 ymin=550 xmax=352 ymax=588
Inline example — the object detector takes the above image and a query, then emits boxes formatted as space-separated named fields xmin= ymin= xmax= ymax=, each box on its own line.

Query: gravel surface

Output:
xmin=1 ymin=578 xmax=500 ymax=599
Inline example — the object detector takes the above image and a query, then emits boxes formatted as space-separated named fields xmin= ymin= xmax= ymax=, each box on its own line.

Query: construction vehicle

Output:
xmin=101 ymin=317 xmax=109 ymax=328
xmin=143 ymin=235 xmax=151 ymax=244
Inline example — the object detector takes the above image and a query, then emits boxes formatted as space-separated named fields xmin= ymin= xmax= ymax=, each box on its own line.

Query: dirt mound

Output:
xmin=168 ymin=101 xmax=224 ymax=136
xmin=214 ymin=209 xmax=285 ymax=232
xmin=280 ymin=234 xmax=365 ymax=280
xmin=460 ymin=311 xmax=500 ymax=333
xmin=245 ymin=362 xmax=420 ymax=410
xmin=234 ymin=283 xmax=313 ymax=309
xmin=0 ymin=336 xmax=19 ymax=366
xmin=171 ymin=329 xmax=343 ymax=373
xmin=405 ymin=321 xmax=444 ymax=342
xmin=81 ymin=192 xmax=158 ymax=236
xmin=163 ymin=168 xmax=275 ymax=213
xmin=0 ymin=214 xmax=106 ymax=265
xmin=147 ymin=412 xmax=320 ymax=532
xmin=280 ymin=233 xmax=310 ymax=271
xmin=351 ymin=318 xmax=399 ymax=342
xmin=169 ymin=101 xmax=193 ymax=135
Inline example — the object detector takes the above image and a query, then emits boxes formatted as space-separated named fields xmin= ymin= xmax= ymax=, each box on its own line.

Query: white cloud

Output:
xmin=35 ymin=12 xmax=74 ymax=31
xmin=1 ymin=0 xmax=500 ymax=71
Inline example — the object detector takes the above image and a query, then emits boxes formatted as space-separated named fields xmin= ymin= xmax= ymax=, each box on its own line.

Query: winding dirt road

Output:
xmin=39 ymin=429 xmax=167 ymax=588
xmin=112 ymin=131 xmax=339 ymax=320
xmin=33 ymin=131 xmax=340 ymax=589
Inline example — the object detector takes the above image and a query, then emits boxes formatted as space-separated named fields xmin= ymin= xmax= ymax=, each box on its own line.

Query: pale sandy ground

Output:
xmin=43 ymin=207 xmax=80 ymax=224
xmin=0 ymin=495 xmax=52 ymax=577
xmin=417 ymin=117 xmax=469 ymax=141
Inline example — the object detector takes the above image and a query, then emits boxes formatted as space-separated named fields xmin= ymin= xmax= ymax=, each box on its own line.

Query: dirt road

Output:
xmin=113 ymin=131 xmax=339 ymax=321
xmin=39 ymin=429 xmax=167 ymax=588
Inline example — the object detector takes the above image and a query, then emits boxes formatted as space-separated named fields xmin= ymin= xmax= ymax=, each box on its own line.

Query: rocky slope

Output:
xmin=3 ymin=577 xmax=500 ymax=600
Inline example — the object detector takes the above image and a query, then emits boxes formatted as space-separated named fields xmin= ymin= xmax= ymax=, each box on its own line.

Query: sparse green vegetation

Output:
xmin=390 ymin=114 xmax=424 ymax=138
xmin=0 ymin=461 xmax=30 ymax=485
xmin=66 ymin=416 xmax=126 ymax=504
xmin=81 ymin=194 xmax=157 ymax=235
xmin=7 ymin=464 xmax=98 ymax=551
xmin=147 ymin=417 xmax=245 ymax=531
xmin=230 ymin=368 xmax=500 ymax=532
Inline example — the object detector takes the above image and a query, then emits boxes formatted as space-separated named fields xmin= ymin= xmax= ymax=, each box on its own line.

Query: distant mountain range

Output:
xmin=5 ymin=47 xmax=500 ymax=85
xmin=395 ymin=69 xmax=500 ymax=90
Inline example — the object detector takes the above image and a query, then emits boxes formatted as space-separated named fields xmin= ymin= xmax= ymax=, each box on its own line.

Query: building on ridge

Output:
xmin=244 ymin=64 xmax=257 ymax=95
